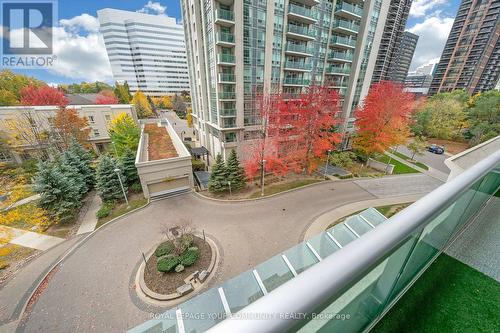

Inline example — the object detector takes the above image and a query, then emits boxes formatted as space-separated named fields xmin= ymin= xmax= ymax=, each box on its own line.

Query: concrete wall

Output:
xmin=135 ymin=119 xmax=193 ymax=198
xmin=445 ymin=135 xmax=500 ymax=180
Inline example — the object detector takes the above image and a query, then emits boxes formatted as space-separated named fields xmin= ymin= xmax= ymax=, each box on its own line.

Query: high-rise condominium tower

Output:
xmin=429 ymin=0 xmax=500 ymax=95
xmin=389 ymin=31 xmax=418 ymax=82
xmin=97 ymin=8 xmax=190 ymax=96
xmin=181 ymin=0 xmax=391 ymax=159
xmin=371 ymin=0 xmax=413 ymax=83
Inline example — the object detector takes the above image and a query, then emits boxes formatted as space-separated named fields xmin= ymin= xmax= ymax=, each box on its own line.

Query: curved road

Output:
xmin=15 ymin=175 xmax=441 ymax=332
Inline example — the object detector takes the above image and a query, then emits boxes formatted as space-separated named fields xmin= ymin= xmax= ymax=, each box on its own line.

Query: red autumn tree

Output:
xmin=276 ymin=85 xmax=342 ymax=173
xmin=20 ymin=85 xmax=68 ymax=107
xmin=243 ymin=92 xmax=287 ymax=182
xmin=53 ymin=108 xmax=91 ymax=150
xmin=95 ymin=89 xmax=118 ymax=105
xmin=353 ymin=81 xmax=415 ymax=158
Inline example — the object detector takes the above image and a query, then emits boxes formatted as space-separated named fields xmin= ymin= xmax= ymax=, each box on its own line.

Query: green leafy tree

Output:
xmin=0 ymin=70 xmax=44 ymax=103
xmin=96 ymin=154 xmax=126 ymax=203
xmin=225 ymin=149 xmax=246 ymax=190
xmin=426 ymin=98 xmax=467 ymax=140
xmin=407 ymin=136 xmax=427 ymax=160
xmin=108 ymin=113 xmax=140 ymax=157
xmin=132 ymin=90 xmax=153 ymax=118
xmin=466 ymin=90 xmax=500 ymax=144
xmin=33 ymin=161 xmax=80 ymax=222
xmin=119 ymin=149 xmax=139 ymax=186
xmin=63 ymin=139 xmax=94 ymax=188
xmin=114 ymin=81 xmax=132 ymax=104
xmin=0 ymin=90 xmax=18 ymax=106
xmin=208 ymin=154 xmax=227 ymax=193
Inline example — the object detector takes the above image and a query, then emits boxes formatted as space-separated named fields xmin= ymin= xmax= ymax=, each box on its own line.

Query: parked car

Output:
xmin=427 ymin=144 xmax=445 ymax=154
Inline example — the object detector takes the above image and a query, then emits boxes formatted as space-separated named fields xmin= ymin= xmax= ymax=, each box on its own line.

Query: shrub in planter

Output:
xmin=96 ymin=202 xmax=114 ymax=218
xmin=174 ymin=233 xmax=194 ymax=255
xmin=192 ymin=158 xmax=206 ymax=172
xmin=130 ymin=182 xmax=142 ymax=193
xmin=180 ymin=248 xmax=199 ymax=267
xmin=157 ymin=256 xmax=179 ymax=272
xmin=155 ymin=240 xmax=174 ymax=257
xmin=175 ymin=264 xmax=185 ymax=273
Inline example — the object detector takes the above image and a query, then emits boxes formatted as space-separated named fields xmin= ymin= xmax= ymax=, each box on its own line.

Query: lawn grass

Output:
xmin=95 ymin=197 xmax=148 ymax=229
xmin=372 ymin=254 xmax=500 ymax=333
xmin=249 ymin=179 xmax=322 ymax=198
xmin=375 ymin=203 xmax=411 ymax=218
xmin=392 ymin=151 xmax=429 ymax=170
xmin=375 ymin=154 xmax=419 ymax=174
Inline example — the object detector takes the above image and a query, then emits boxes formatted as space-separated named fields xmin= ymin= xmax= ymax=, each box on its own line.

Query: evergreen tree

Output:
xmin=119 ymin=149 xmax=139 ymax=186
xmin=226 ymin=149 xmax=246 ymax=190
xmin=33 ymin=161 xmax=80 ymax=222
xmin=63 ymin=139 xmax=94 ymax=188
xmin=96 ymin=154 xmax=126 ymax=202
xmin=57 ymin=158 xmax=87 ymax=199
xmin=208 ymin=154 xmax=227 ymax=193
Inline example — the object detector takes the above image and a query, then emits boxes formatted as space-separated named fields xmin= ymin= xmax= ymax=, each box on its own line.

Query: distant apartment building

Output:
xmin=429 ymin=0 xmax=500 ymax=95
xmin=404 ymin=74 xmax=433 ymax=96
xmin=410 ymin=62 xmax=437 ymax=76
xmin=97 ymin=8 xmax=190 ymax=97
xmin=389 ymin=31 xmax=418 ymax=82
xmin=181 ymin=0 xmax=391 ymax=159
xmin=0 ymin=105 xmax=137 ymax=164
xmin=371 ymin=0 xmax=413 ymax=83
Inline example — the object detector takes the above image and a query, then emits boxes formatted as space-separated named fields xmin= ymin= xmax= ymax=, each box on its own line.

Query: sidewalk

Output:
xmin=386 ymin=152 xmax=448 ymax=182
xmin=0 ymin=226 xmax=65 ymax=251
xmin=76 ymin=192 xmax=101 ymax=235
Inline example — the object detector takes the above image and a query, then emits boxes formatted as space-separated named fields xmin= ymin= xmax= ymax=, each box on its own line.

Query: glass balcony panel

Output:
xmin=255 ymin=255 xmax=294 ymax=293
xmin=286 ymin=43 xmax=313 ymax=54
xmin=345 ymin=215 xmax=373 ymax=236
xmin=283 ymin=243 xmax=319 ymax=274
xmin=216 ymin=8 xmax=234 ymax=21
xmin=288 ymin=3 xmax=317 ymax=20
xmin=181 ymin=288 xmax=226 ymax=333
xmin=217 ymin=32 xmax=235 ymax=44
xmin=221 ymin=271 xmax=264 ymax=313
xmin=127 ymin=310 xmax=177 ymax=333
xmin=288 ymin=24 xmax=315 ymax=38
xmin=359 ymin=208 xmax=387 ymax=226
xmin=328 ymin=224 xmax=357 ymax=246
xmin=218 ymin=54 xmax=235 ymax=63
xmin=333 ymin=19 xmax=359 ymax=32
xmin=308 ymin=232 xmax=340 ymax=258
xmin=335 ymin=2 xmax=363 ymax=16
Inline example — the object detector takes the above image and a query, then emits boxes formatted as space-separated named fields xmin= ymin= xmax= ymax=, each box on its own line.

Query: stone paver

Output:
xmin=76 ymin=192 xmax=102 ymax=235
xmin=446 ymin=197 xmax=500 ymax=282
xmin=16 ymin=176 xmax=442 ymax=333
xmin=354 ymin=174 xmax=442 ymax=198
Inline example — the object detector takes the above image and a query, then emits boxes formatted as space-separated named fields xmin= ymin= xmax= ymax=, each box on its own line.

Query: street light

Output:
xmin=228 ymin=181 xmax=232 ymax=197
xmin=324 ymin=149 xmax=332 ymax=179
xmin=114 ymin=168 xmax=129 ymax=206
xmin=261 ymin=159 xmax=267 ymax=197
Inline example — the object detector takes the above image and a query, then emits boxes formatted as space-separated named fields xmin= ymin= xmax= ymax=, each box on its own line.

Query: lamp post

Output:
xmin=261 ymin=159 xmax=267 ymax=197
xmin=114 ymin=168 xmax=129 ymax=206
xmin=324 ymin=149 xmax=332 ymax=179
xmin=228 ymin=181 xmax=232 ymax=197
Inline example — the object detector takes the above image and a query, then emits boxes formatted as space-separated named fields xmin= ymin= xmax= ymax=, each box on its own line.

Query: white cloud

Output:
xmin=60 ymin=14 xmax=100 ymax=33
xmin=409 ymin=0 xmax=447 ymax=17
xmin=48 ymin=25 xmax=112 ymax=82
xmin=408 ymin=15 xmax=454 ymax=70
xmin=138 ymin=1 xmax=167 ymax=15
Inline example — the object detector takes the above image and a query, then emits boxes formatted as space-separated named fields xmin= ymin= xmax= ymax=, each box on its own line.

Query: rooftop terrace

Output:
xmin=143 ymin=123 xmax=178 ymax=161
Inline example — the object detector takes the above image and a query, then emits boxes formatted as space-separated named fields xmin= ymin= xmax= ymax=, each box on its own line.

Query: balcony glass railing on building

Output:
xmin=326 ymin=66 xmax=351 ymax=75
xmin=215 ymin=9 xmax=234 ymax=23
xmin=333 ymin=19 xmax=359 ymax=33
xmin=218 ymin=92 xmax=236 ymax=100
xmin=217 ymin=54 xmax=236 ymax=64
xmin=331 ymin=35 xmax=357 ymax=48
xmin=282 ymin=77 xmax=311 ymax=85
xmin=218 ymin=73 xmax=236 ymax=83
xmin=335 ymin=1 xmax=363 ymax=17
xmin=328 ymin=51 xmax=353 ymax=62
xmin=288 ymin=3 xmax=318 ymax=21
xmin=287 ymin=24 xmax=316 ymax=38
xmin=220 ymin=119 xmax=237 ymax=128
xmin=216 ymin=32 xmax=235 ymax=44
xmin=285 ymin=43 xmax=314 ymax=55
xmin=219 ymin=108 xmax=236 ymax=117
xmin=284 ymin=61 xmax=312 ymax=71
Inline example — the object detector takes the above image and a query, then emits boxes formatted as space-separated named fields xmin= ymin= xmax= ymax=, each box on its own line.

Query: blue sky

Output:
xmin=6 ymin=0 xmax=461 ymax=84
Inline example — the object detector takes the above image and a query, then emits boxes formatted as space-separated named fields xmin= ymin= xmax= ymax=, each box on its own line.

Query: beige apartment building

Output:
xmin=0 ymin=104 xmax=137 ymax=164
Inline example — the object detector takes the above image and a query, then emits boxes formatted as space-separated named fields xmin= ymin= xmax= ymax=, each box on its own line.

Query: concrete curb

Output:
xmin=135 ymin=234 xmax=220 ymax=306
xmin=303 ymin=194 xmax=423 ymax=240
xmin=15 ymin=199 xmax=151 ymax=329
xmin=192 ymin=179 xmax=329 ymax=203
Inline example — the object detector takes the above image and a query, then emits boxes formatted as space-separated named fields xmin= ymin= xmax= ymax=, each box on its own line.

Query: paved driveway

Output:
xmin=397 ymin=145 xmax=450 ymax=174
xmin=16 ymin=175 xmax=442 ymax=333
